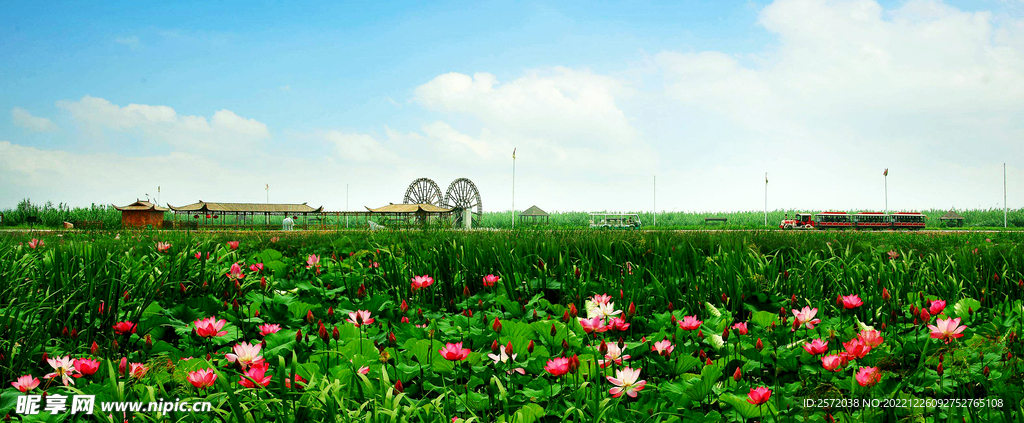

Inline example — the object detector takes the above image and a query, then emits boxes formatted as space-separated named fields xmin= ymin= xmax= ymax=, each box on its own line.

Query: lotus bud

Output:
xmin=358 ymin=284 xmax=367 ymax=298
xmin=756 ymin=338 xmax=764 ymax=351
xmin=791 ymin=294 xmax=797 ymax=306
xmin=599 ymin=339 xmax=608 ymax=355
xmin=400 ymin=300 xmax=409 ymax=313
xmin=568 ymin=304 xmax=578 ymax=317
xmin=921 ymin=309 xmax=930 ymax=322
xmin=882 ymin=288 xmax=890 ymax=301
xmin=562 ymin=311 xmax=570 ymax=322
xmin=222 ymin=300 xmax=229 ymax=309
xmin=698 ymin=330 xmax=703 ymax=339
xmin=296 ymin=329 xmax=303 ymax=343
xmin=111 ymin=339 xmax=119 ymax=352
xmin=478 ymin=299 xmax=484 ymax=308
xmin=41 ymin=352 xmax=48 ymax=364
xmin=670 ymin=315 xmax=677 ymax=325
xmin=61 ymin=326 xmax=68 ymax=338
xmin=936 ymin=362 xmax=944 ymax=376
xmin=706 ymin=358 xmax=713 ymax=366
xmin=562 ymin=339 xmax=570 ymax=352
xmin=327 ymin=307 xmax=335 ymax=320
xmin=332 ymin=326 xmax=340 ymax=341
xmin=144 ymin=334 xmax=152 ymax=350
xmin=550 ymin=324 xmax=557 ymax=337
xmin=528 ymin=340 xmax=535 ymax=353
xmin=983 ymin=366 xmax=990 ymax=377
xmin=232 ymin=299 xmax=240 ymax=312
xmin=90 ymin=341 xmax=99 ymax=355
xmin=533 ymin=310 xmax=539 ymax=320
xmin=969 ymin=307 xmax=974 ymax=316
xmin=123 ymin=290 xmax=129 ymax=301
xmin=98 ymin=301 xmax=105 ymax=315
xmin=492 ymin=317 xmax=502 ymax=333
xmin=491 ymin=340 xmax=500 ymax=352
xmin=698 ymin=349 xmax=706 ymax=360
xmin=505 ymin=341 xmax=513 ymax=355
xmin=721 ymin=327 xmax=729 ymax=342
xmin=628 ymin=302 xmax=636 ymax=317
xmin=254 ymin=309 xmax=260 ymax=317
xmin=568 ymin=355 xmax=580 ymax=373
xmin=667 ymin=301 xmax=673 ymax=311
xmin=417 ymin=308 xmax=423 ymax=318
xmin=733 ymin=367 xmax=742 ymax=381
xmin=260 ymin=277 xmax=267 ymax=290
xmin=395 ymin=380 xmax=404 ymax=393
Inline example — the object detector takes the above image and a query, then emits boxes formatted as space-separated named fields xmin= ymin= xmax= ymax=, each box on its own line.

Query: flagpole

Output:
xmin=884 ymin=171 xmax=888 ymax=215
xmin=1005 ymin=163 xmax=1008 ymax=228
xmin=764 ymin=172 xmax=768 ymax=226
xmin=653 ymin=175 xmax=656 ymax=227
xmin=512 ymin=148 xmax=516 ymax=230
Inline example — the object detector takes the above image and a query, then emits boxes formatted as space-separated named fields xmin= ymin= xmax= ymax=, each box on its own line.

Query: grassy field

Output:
xmin=0 ymin=230 xmax=1021 ymax=421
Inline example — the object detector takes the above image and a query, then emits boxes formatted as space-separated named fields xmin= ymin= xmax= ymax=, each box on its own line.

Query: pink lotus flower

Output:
xmin=227 ymin=262 xmax=245 ymax=280
xmin=411 ymin=275 xmax=434 ymax=291
xmin=226 ymin=342 xmax=264 ymax=370
xmin=239 ymin=362 xmax=272 ymax=388
xmin=840 ymin=295 xmax=863 ymax=309
xmin=857 ymin=330 xmax=884 ymax=348
xmin=194 ymin=252 xmax=202 ymax=260
xmin=227 ymin=241 xmax=239 ymax=250
xmin=803 ymin=339 xmax=828 ymax=356
xmin=746 ymin=387 xmax=772 ymax=405
xmin=580 ymin=317 xmax=609 ymax=333
xmin=44 ymin=355 xmax=79 ymax=386
xmin=306 ymin=254 xmax=320 ymax=270
xmin=792 ymin=306 xmax=821 ymax=330
xmin=608 ymin=317 xmax=630 ymax=331
xmin=928 ymin=317 xmax=967 ymax=344
xmin=606 ymin=367 xmax=646 ymax=398
xmin=271 ymin=236 xmax=280 ymax=243
xmin=258 ymin=324 xmax=281 ymax=336
xmin=113 ymin=321 xmax=137 ymax=335
xmin=678 ymin=315 xmax=702 ymax=331
xmin=188 ymin=368 xmax=218 ymax=389
xmin=156 ymin=242 xmax=171 ymax=253
xmin=591 ymin=293 xmax=613 ymax=306
xmin=194 ymin=316 xmax=228 ymax=338
xmin=929 ymin=300 xmax=946 ymax=316
xmin=544 ymin=357 xmax=570 ymax=377
xmin=249 ymin=263 xmax=264 ymax=273
xmin=11 ymin=375 xmax=40 ymax=392
xmin=598 ymin=343 xmax=631 ymax=368
xmin=651 ymin=340 xmax=674 ymax=357
xmin=284 ymin=374 xmax=308 ymax=389
xmin=821 ymin=355 xmax=843 ymax=372
xmin=855 ymin=366 xmax=882 ymax=387
xmin=347 ymin=310 xmax=375 ymax=327
xmin=843 ymin=338 xmax=872 ymax=360
xmin=358 ymin=366 xmax=370 ymax=375
xmin=74 ymin=358 xmax=101 ymax=376
xmin=438 ymin=342 xmax=471 ymax=361
xmin=731 ymin=322 xmax=748 ymax=335
xmin=887 ymin=250 xmax=899 ymax=260
xmin=129 ymin=363 xmax=148 ymax=379
xmin=28 ymin=238 xmax=44 ymax=249
xmin=482 ymin=274 xmax=499 ymax=287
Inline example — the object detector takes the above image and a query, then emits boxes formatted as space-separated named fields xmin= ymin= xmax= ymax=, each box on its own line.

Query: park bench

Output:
xmin=704 ymin=218 xmax=728 ymax=225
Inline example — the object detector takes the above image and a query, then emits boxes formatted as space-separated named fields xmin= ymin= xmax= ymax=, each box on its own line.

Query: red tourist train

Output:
xmin=779 ymin=212 xmax=927 ymax=230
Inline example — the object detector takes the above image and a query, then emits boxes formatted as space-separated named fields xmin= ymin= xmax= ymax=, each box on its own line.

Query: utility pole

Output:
xmin=653 ymin=175 xmax=656 ymax=227
xmin=883 ymin=168 xmax=889 ymax=214
xmin=1005 ymin=163 xmax=1008 ymax=228
xmin=764 ymin=172 xmax=768 ymax=226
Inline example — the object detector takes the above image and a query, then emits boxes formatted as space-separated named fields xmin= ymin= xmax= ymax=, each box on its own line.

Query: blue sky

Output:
xmin=2 ymin=0 xmax=1022 ymax=212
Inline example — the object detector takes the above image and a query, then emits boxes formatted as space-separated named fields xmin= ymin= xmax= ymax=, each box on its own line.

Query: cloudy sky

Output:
xmin=2 ymin=0 xmax=1022 ymax=213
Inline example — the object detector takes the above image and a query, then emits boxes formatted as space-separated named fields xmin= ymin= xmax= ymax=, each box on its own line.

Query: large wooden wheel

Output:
xmin=404 ymin=178 xmax=443 ymax=206
xmin=444 ymin=178 xmax=483 ymax=226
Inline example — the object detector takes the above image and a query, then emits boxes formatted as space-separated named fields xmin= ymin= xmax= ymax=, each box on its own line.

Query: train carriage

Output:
xmin=813 ymin=212 xmax=853 ymax=229
xmin=853 ymin=212 xmax=889 ymax=230
xmin=890 ymin=212 xmax=926 ymax=230
xmin=780 ymin=211 xmax=927 ymax=230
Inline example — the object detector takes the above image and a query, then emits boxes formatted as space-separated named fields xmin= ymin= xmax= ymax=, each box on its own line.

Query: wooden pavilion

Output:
xmin=114 ymin=200 xmax=168 ymax=229
xmin=363 ymin=203 xmax=454 ymax=226
xmin=939 ymin=210 xmax=965 ymax=227
xmin=167 ymin=201 xmax=323 ymax=229
xmin=518 ymin=205 xmax=550 ymax=225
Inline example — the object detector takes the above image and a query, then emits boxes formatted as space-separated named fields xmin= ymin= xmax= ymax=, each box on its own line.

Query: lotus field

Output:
xmin=0 ymin=231 xmax=1022 ymax=422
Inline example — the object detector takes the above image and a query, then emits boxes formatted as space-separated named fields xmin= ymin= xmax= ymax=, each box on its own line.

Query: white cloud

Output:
xmin=56 ymin=96 xmax=270 ymax=153
xmin=11 ymin=107 xmax=57 ymax=132
xmin=325 ymin=131 xmax=400 ymax=163
xmin=279 ymin=85 xmax=291 ymax=92
xmin=114 ymin=35 xmax=140 ymax=49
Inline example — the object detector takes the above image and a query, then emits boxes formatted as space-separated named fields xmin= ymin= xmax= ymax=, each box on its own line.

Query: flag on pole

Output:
xmin=883 ymin=168 xmax=888 ymax=176
xmin=512 ymin=148 xmax=516 ymax=159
